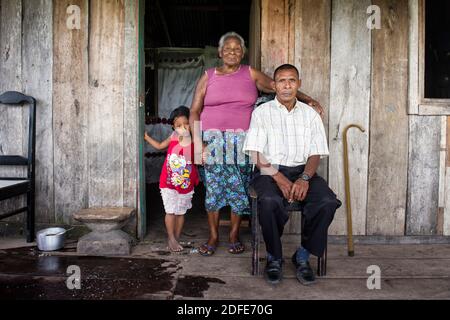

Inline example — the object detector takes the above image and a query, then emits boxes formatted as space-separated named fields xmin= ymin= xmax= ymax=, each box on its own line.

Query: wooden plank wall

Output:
xmin=294 ymin=0 xmax=331 ymax=181
xmin=0 ymin=0 xmax=25 ymax=221
xmin=1 ymin=0 xmax=138 ymax=227
xmin=53 ymin=0 xmax=89 ymax=224
xmin=367 ymin=0 xmax=409 ymax=235
xmin=328 ymin=0 xmax=371 ymax=236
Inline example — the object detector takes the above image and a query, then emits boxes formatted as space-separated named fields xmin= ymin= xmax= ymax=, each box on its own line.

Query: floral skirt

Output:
xmin=200 ymin=130 xmax=252 ymax=216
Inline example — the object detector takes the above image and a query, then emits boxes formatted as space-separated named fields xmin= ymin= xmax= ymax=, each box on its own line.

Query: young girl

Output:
xmin=144 ymin=106 xmax=199 ymax=252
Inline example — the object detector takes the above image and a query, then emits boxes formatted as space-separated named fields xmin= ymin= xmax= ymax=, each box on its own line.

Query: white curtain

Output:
xmin=145 ymin=48 xmax=220 ymax=183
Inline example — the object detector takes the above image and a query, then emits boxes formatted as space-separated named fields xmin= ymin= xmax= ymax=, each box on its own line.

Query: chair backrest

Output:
xmin=0 ymin=91 xmax=36 ymax=180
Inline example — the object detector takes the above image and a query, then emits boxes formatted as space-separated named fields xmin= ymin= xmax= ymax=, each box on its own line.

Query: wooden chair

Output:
xmin=250 ymin=186 xmax=327 ymax=277
xmin=0 ymin=91 xmax=36 ymax=242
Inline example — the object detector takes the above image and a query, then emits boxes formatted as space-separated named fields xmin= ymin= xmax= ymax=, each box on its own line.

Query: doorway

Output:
xmin=141 ymin=0 xmax=257 ymax=239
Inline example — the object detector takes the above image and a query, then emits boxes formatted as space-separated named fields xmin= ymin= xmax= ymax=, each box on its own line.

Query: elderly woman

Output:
xmin=190 ymin=31 xmax=323 ymax=256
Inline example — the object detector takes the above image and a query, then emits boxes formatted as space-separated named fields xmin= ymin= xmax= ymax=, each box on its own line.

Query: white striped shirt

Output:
xmin=243 ymin=97 xmax=329 ymax=167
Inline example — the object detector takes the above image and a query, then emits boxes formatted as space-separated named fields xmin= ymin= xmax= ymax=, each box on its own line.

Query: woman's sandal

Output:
xmin=198 ymin=243 xmax=216 ymax=256
xmin=228 ymin=241 xmax=245 ymax=254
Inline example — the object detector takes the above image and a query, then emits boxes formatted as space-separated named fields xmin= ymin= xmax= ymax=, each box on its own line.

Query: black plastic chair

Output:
xmin=250 ymin=186 xmax=327 ymax=277
xmin=0 ymin=91 xmax=36 ymax=242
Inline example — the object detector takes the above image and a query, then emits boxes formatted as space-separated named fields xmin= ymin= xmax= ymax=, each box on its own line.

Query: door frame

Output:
xmin=137 ymin=0 xmax=147 ymax=239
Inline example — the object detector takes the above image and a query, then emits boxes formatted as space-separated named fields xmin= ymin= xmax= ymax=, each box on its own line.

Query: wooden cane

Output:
xmin=343 ymin=124 xmax=365 ymax=257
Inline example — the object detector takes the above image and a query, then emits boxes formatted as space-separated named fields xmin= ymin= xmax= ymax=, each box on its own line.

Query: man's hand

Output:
xmin=308 ymin=99 xmax=324 ymax=118
xmin=272 ymin=172 xmax=294 ymax=201
xmin=290 ymin=178 xmax=309 ymax=202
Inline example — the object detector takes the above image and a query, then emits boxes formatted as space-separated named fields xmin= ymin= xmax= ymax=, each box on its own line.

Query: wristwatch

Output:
xmin=300 ymin=173 xmax=311 ymax=182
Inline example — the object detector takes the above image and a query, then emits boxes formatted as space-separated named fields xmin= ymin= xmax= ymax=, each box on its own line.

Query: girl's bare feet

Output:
xmin=168 ymin=238 xmax=183 ymax=252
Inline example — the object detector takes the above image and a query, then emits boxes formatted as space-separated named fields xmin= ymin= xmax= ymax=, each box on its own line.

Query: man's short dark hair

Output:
xmin=273 ymin=64 xmax=300 ymax=80
xmin=169 ymin=106 xmax=190 ymax=125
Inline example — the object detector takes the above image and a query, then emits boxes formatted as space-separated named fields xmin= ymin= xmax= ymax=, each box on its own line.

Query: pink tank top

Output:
xmin=200 ymin=65 xmax=258 ymax=131
xmin=160 ymin=134 xmax=199 ymax=194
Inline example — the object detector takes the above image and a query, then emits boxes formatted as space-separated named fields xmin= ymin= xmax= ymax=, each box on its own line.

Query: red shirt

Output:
xmin=159 ymin=134 xmax=199 ymax=194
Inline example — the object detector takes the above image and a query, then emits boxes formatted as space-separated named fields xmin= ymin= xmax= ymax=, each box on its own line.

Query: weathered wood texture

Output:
xmin=88 ymin=0 xmax=125 ymax=207
xmin=0 ymin=0 xmax=25 ymax=221
xmin=328 ymin=0 xmax=371 ymax=236
xmin=445 ymin=167 xmax=450 ymax=236
xmin=367 ymin=0 xmax=409 ymax=236
xmin=437 ymin=117 xmax=446 ymax=235
xmin=294 ymin=0 xmax=331 ymax=182
xmin=446 ymin=117 xmax=450 ymax=236
xmin=53 ymin=0 xmax=89 ymax=224
xmin=261 ymin=0 xmax=290 ymax=77
xmin=22 ymin=0 xmax=54 ymax=223
xmin=249 ymin=0 xmax=261 ymax=70
xmin=123 ymin=0 xmax=138 ymax=209
xmin=407 ymin=116 xmax=441 ymax=235
xmin=408 ymin=0 xmax=419 ymax=115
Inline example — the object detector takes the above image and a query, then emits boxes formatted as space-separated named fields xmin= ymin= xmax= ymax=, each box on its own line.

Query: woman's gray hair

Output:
xmin=218 ymin=32 xmax=247 ymax=55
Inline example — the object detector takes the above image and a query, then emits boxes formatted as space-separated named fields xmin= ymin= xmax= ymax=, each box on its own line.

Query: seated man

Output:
xmin=243 ymin=64 xmax=341 ymax=285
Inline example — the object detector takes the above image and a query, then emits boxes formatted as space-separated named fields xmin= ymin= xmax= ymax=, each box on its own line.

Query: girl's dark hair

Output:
xmin=169 ymin=106 xmax=190 ymax=125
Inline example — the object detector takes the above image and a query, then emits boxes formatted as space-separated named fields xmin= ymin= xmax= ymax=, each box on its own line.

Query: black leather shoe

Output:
xmin=264 ymin=260 xmax=282 ymax=284
xmin=292 ymin=252 xmax=316 ymax=286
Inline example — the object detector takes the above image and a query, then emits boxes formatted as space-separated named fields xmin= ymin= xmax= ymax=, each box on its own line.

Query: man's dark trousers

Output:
xmin=250 ymin=165 xmax=341 ymax=261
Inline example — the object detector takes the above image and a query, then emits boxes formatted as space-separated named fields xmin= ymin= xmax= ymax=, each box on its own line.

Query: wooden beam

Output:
xmin=408 ymin=0 xmax=419 ymax=114
xmin=122 ymin=0 xmax=139 ymax=236
xmin=249 ymin=0 xmax=261 ymax=70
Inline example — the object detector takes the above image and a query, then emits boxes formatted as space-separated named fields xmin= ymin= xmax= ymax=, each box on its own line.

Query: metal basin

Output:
xmin=36 ymin=227 xmax=66 ymax=251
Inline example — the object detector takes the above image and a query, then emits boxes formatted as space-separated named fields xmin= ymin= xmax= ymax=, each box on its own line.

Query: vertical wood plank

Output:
xmin=295 ymin=0 xmax=331 ymax=181
xmin=88 ymin=0 xmax=125 ymax=207
xmin=249 ymin=0 xmax=261 ymax=70
xmin=261 ymin=0 xmax=289 ymax=77
xmin=406 ymin=116 xmax=440 ymax=235
xmin=444 ymin=167 xmax=450 ymax=236
xmin=287 ymin=0 xmax=295 ymax=65
xmin=53 ymin=0 xmax=89 ymax=223
xmin=0 ymin=0 xmax=25 ymax=221
xmin=328 ymin=0 xmax=371 ymax=236
xmin=437 ymin=116 xmax=446 ymax=235
xmin=22 ymin=0 xmax=54 ymax=223
xmin=408 ymin=0 xmax=419 ymax=115
xmin=439 ymin=117 xmax=447 ymax=208
xmin=367 ymin=0 xmax=409 ymax=235
xmin=445 ymin=117 xmax=450 ymax=235
xmin=123 ymin=0 xmax=138 ymax=209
